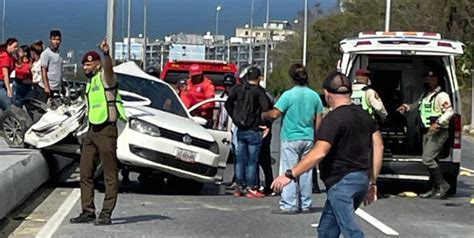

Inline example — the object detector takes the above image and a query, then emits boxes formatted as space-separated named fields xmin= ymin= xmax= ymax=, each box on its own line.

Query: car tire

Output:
xmin=0 ymin=107 xmax=33 ymax=148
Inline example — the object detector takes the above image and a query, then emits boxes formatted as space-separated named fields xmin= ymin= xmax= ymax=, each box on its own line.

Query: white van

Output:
xmin=338 ymin=31 xmax=464 ymax=194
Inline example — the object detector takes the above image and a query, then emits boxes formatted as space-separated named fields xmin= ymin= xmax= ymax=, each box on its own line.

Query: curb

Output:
xmin=0 ymin=149 xmax=74 ymax=220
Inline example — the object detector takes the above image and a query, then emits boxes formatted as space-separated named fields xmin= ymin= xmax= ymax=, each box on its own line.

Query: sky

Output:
xmin=2 ymin=0 xmax=335 ymax=59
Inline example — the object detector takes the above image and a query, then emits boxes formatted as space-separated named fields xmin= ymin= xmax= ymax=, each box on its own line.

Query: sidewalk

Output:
xmin=0 ymin=139 xmax=73 ymax=220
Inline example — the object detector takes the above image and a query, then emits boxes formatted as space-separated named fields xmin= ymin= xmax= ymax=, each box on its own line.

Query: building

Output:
xmin=235 ymin=20 xmax=295 ymax=43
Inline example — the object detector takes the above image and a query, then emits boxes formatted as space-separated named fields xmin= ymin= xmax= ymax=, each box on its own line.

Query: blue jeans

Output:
xmin=14 ymin=82 xmax=32 ymax=108
xmin=317 ymin=170 xmax=369 ymax=238
xmin=0 ymin=81 xmax=12 ymax=111
xmin=235 ymin=129 xmax=263 ymax=188
xmin=279 ymin=140 xmax=314 ymax=210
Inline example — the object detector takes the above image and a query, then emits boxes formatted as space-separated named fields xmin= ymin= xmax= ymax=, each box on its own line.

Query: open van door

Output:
xmin=188 ymin=98 xmax=232 ymax=182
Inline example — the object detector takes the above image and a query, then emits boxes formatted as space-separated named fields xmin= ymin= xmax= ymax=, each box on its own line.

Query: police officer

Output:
xmin=397 ymin=70 xmax=454 ymax=199
xmin=70 ymin=38 xmax=127 ymax=225
xmin=351 ymin=69 xmax=388 ymax=121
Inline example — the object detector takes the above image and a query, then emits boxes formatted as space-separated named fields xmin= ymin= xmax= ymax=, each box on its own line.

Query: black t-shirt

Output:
xmin=317 ymin=104 xmax=378 ymax=188
xmin=225 ymin=83 xmax=272 ymax=130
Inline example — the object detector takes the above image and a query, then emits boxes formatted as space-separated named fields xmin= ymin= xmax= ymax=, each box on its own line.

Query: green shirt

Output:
xmin=275 ymin=86 xmax=323 ymax=141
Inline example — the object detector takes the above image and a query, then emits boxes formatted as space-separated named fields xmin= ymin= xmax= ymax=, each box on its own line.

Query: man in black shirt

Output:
xmin=225 ymin=66 xmax=271 ymax=198
xmin=272 ymin=72 xmax=383 ymax=238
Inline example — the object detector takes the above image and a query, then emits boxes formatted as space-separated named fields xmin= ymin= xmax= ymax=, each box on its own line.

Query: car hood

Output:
xmin=125 ymin=105 xmax=215 ymax=142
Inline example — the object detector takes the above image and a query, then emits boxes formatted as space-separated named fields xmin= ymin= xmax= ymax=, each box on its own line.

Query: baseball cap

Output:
xmin=81 ymin=51 xmax=101 ymax=64
xmin=239 ymin=66 xmax=261 ymax=81
xmin=322 ymin=72 xmax=352 ymax=94
xmin=355 ymin=69 xmax=370 ymax=77
xmin=223 ymin=73 xmax=236 ymax=86
xmin=189 ymin=64 xmax=203 ymax=76
xmin=423 ymin=70 xmax=439 ymax=78
xmin=177 ymin=79 xmax=187 ymax=86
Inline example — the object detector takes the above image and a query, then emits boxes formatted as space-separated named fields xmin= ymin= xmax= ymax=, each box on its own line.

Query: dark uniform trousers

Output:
xmin=80 ymin=122 xmax=118 ymax=217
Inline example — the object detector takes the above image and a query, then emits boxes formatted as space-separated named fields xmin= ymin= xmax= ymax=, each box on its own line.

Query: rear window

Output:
xmin=163 ymin=69 xmax=233 ymax=87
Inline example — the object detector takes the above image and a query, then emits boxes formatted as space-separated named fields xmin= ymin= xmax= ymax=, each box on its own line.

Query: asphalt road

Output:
xmin=2 ymin=133 xmax=474 ymax=237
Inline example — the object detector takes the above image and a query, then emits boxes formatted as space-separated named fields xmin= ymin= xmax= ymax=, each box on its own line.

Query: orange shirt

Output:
xmin=0 ymin=52 xmax=15 ymax=80
xmin=186 ymin=77 xmax=215 ymax=108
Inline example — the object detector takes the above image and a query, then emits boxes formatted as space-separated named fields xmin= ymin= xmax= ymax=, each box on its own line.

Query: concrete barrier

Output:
xmin=0 ymin=139 xmax=74 ymax=220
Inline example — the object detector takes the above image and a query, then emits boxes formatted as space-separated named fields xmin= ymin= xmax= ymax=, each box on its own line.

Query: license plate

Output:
xmin=176 ymin=148 xmax=196 ymax=163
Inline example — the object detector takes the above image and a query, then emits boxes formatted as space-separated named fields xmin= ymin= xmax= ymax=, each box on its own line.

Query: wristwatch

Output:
xmin=369 ymin=181 xmax=377 ymax=186
xmin=284 ymin=169 xmax=295 ymax=181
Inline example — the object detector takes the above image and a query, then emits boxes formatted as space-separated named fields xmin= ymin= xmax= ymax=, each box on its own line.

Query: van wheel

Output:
xmin=446 ymin=174 xmax=457 ymax=195
xmin=0 ymin=107 xmax=33 ymax=148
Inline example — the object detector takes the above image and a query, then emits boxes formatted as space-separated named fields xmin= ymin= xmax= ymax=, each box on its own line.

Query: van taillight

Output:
xmin=438 ymin=42 xmax=453 ymax=48
xmin=453 ymin=114 xmax=462 ymax=149
xmin=356 ymin=41 xmax=371 ymax=46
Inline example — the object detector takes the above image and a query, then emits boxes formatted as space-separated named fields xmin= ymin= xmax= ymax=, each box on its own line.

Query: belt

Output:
xmin=90 ymin=121 xmax=117 ymax=129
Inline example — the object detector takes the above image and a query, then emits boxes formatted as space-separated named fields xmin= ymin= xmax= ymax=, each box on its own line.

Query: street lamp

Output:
xmin=215 ymin=5 xmax=222 ymax=36
xmin=303 ymin=0 xmax=308 ymax=66
xmin=2 ymin=0 xmax=6 ymax=42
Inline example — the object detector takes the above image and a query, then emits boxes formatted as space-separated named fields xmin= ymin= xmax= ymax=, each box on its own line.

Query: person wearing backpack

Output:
xmin=225 ymin=66 xmax=271 ymax=198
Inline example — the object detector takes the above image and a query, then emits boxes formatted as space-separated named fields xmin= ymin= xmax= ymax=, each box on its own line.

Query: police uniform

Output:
xmin=403 ymin=82 xmax=454 ymax=199
xmin=351 ymin=83 xmax=388 ymax=121
xmin=72 ymin=51 xmax=127 ymax=224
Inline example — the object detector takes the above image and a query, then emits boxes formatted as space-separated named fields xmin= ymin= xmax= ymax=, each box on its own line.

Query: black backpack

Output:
xmin=232 ymin=83 xmax=258 ymax=128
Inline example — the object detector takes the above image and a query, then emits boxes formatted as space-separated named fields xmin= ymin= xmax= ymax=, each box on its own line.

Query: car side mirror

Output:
xmin=319 ymin=94 xmax=328 ymax=108
xmin=192 ymin=116 xmax=208 ymax=126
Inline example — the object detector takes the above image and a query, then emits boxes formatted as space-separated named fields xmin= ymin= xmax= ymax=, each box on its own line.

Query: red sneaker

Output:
xmin=246 ymin=189 xmax=265 ymax=198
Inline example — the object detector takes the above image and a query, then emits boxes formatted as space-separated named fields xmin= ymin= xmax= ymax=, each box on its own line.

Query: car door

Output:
xmin=188 ymin=98 xmax=232 ymax=181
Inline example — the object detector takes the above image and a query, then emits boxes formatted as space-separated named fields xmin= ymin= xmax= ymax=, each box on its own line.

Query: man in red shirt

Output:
xmin=185 ymin=64 xmax=215 ymax=122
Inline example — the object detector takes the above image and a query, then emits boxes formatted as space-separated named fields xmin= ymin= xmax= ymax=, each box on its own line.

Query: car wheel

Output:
xmin=0 ymin=107 xmax=33 ymax=148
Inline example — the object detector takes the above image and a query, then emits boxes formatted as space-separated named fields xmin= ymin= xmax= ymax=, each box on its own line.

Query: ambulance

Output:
xmin=338 ymin=31 xmax=464 ymax=193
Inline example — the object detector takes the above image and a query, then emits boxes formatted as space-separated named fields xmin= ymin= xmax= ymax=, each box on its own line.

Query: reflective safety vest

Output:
xmin=418 ymin=91 xmax=442 ymax=128
xmin=351 ymin=86 xmax=374 ymax=117
xmin=86 ymin=72 xmax=127 ymax=125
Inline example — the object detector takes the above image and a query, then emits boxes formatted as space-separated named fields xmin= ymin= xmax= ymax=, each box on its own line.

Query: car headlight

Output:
xmin=210 ymin=141 xmax=219 ymax=154
xmin=129 ymin=118 xmax=161 ymax=137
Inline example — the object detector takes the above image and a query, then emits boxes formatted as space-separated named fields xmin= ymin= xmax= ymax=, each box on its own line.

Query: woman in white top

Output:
xmin=30 ymin=41 xmax=44 ymax=87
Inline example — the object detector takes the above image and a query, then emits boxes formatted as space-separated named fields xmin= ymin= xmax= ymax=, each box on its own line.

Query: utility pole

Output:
xmin=470 ymin=69 xmax=474 ymax=131
xmin=143 ymin=0 xmax=147 ymax=69
xmin=127 ymin=0 xmax=132 ymax=61
xmin=263 ymin=0 xmax=270 ymax=88
xmin=2 ymin=0 xmax=6 ymax=42
xmin=121 ymin=0 xmax=125 ymax=60
xmin=248 ymin=0 xmax=254 ymax=64
xmin=303 ymin=0 xmax=308 ymax=66
xmin=385 ymin=0 xmax=391 ymax=32
xmin=106 ymin=0 xmax=116 ymax=62
xmin=215 ymin=5 xmax=222 ymax=36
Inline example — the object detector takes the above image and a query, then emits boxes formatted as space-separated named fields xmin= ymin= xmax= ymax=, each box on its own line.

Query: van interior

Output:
xmin=349 ymin=55 xmax=455 ymax=158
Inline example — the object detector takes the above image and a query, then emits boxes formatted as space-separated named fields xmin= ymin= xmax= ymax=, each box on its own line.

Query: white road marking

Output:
xmin=460 ymin=167 xmax=474 ymax=174
xmin=356 ymin=208 xmax=399 ymax=236
xmin=36 ymin=188 xmax=80 ymax=238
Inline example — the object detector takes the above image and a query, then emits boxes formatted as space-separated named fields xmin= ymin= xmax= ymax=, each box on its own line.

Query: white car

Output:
xmin=15 ymin=62 xmax=232 ymax=185
xmin=114 ymin=62 xmax=232 ymax=184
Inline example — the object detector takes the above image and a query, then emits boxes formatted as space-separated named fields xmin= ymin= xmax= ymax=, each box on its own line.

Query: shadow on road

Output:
xmin=112 ymin=214 xmax=172 ymax=225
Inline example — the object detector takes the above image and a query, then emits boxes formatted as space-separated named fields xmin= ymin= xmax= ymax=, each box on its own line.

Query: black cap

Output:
xmin=322 ymin=72 xmax=352 ymax=94
xmin=423 ymin=70 xmax=439 ymax=78
xmin=240 ymin=66 xmax=261 ymax=81
xmin=177 ymin=79 xmax=187 ymax=86
xmin=223 ymin=73 xmax=236 ymax=86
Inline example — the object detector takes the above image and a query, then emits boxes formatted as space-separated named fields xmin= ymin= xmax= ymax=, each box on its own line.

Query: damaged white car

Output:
xmin=1 ymin=62 xmax=232 ymax=186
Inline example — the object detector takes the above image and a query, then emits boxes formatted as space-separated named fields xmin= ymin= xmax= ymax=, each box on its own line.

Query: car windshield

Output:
xmin=117 ymin=73 xmax=188 ymax=118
